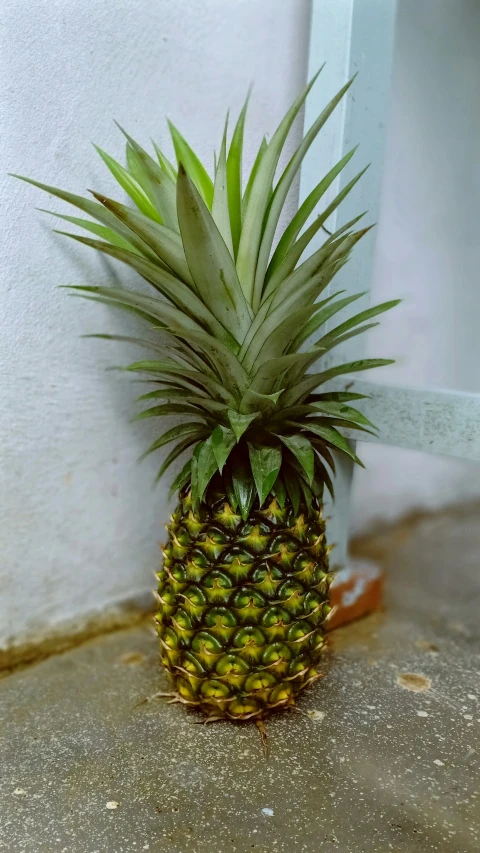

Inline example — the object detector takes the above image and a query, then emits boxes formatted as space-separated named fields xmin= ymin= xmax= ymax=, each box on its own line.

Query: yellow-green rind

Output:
xmin=156 ymin=488 xmax=332 ymax=720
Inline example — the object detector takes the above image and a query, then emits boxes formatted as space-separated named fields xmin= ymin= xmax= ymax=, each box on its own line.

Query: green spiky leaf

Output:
xmin=169 ymin=121 xmax=214 ymax=207
xmin=14 ymin=74 xmax=398 ymax=503
xmin=308 ymin=401 xmax=375 ymax=429
xmin=272 ymin=474 xmax=287 ymax=509
xmin=212 ymin=115 xmax=234 ymax=255
xmin=277 ymin=434 xmax=315 ymax=485
xmin=169 ymin=458 xmax=192 ymax=497
xmin=116 ymin=126 xmax=178 ymax=229
xmin=283 ymin=465 xmax=301 ymax=516
xmin=242 ymin=136 xmax=268 ymax=217
xmin=156 ymin=435 xmax=202 ymax=483
xmin=264 ymin=171 xmax=369 ymax=299
xmin=133 ymin=403 xmax=205 ymax=421
xmin=195 ymin=436 xmax=219 ymax=502
xmin=176 ymin=165 xmax=253 ymax=344
xmin=266 ymin=147 xmax=358 ymax=279
xmin=253 ymin=76 xmax=355 ymax=310
xmin=94 ymin=145 xmax=162 ymax=222
xmin=139 ymin=423 xmax=209 ymax=462
xmin=91 ymin=191 xmax=193 ymax=285
xmin=248 ymin=443 xmax=282 ymax=505
xmin=315 ymin=299 xmax=401 ymax=350
xmin=237 ymin=68 xmax=323 ymax=303
xmin=227 ymin=93 xmax=249 ymax=256
xmin=39 ymin=209 xmax=139 ymax=253
xmin=211 ymin=426 xmax=237 ymax=473
xmin=292 ymin=420 xmax=363 ymax=466
xmin=232 ymin=453 xmax=257 ymax=520
xmin=227 ymin=409 xmax=259 ymax=441
xmin=239 ymin=387 xmax=284 ymax=415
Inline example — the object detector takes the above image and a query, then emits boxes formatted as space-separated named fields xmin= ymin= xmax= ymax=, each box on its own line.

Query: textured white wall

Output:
xmin=0 ymin=0 xmax=311 ymax=647
xmin=350 ymin=0 xmax=480 ymax=533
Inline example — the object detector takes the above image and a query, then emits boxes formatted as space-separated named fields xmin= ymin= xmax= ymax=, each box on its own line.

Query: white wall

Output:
xmin=0 ymin=0 xmax=311 ymax=647
xmin=351 ymin=0 xmax=480 ymax=533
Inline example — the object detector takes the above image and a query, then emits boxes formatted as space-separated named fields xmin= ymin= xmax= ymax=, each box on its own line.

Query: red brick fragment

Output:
xmin=325 ymin=560 xmax=384 ymax=631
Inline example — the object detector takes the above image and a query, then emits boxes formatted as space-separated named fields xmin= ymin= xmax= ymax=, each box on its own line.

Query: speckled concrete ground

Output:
xmin=1 ymin=509 xmax=479 ymax=853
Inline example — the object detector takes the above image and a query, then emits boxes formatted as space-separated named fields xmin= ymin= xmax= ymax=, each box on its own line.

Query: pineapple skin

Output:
xmin=156 ymin=487 xmax=332 ymax=720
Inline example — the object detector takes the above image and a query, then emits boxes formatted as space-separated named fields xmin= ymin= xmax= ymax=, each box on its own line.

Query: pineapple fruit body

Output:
xmin=157 ymin=486 xmax=331 ymax=720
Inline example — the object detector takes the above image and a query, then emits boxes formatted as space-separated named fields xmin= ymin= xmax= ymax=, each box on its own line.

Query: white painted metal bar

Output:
xmin=303 ymin=2 xmax=479 ymax=569
xmin=302 ymin=0 xmax=398 ymax=564
xmin=331 ymin=378 xmax=480 ymax=461
xmin=301 ymin=0 xmax=398 ymax=341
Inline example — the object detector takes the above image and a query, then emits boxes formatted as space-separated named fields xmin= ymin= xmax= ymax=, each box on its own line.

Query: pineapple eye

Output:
xmin=191 ymin=631 xmax=223 ymax=655
xmin=287 ymin=654 xmax=311 ymax=676
xmin=221 ymin=547 xmax=254 ymax=567
xmin=251 ymin=564 xmax=283 ymax=583
xmin=154 ymin=611 xmax=168 ymax=628
xmin=293 ymin=554 xmax=317 ymax=572
xmin=184 ymin=511 xmax=205 ymax=537
xmin=232 ymin=627 xmax=266 ymax=648
xmin=172 ymin=610 xmax=193 ymax=630
xmin=260 ymin=498 xmax=287 ymax=525
xmin=238 ymin=523 xmax=271 ymax=553
xmin=277 ymin=580 xmax=305 ymax=601
xmin=240 ymin=521 xmax=271 ymax=537
xmin=213 ymin=504 xmax=242 ymax=531
xmin=203 ymin=606 xmax=237 ymax=629
xmin=180 ymin=492 xmax=193 ymax=512
xmin=260 ymin=606 xmax=291 ymax=628
xmin=159 ymin=588 xmax=176 ymax=607
xmin=176 ymin=677 xmax=198 ymax=702
xmin=315 ymin=577 xmax=330 ymax=596
xmin=171 ymin=530 xmax=190 ymax=560
xmin=209 ymin=527 xmax=230 ymax=543
xmin=175 ymin=527 xmax=191 ymax=546
xmin=309 ymin=630 xmax=325 ymax=652
xmin=306 ymin=521 xmax=326 ymax=544
xmin=268 ymin=534 xmax=298 ymax=554
xmin=181 ymin=652 xmax=206 ymax=677
xmin=170 ymin=563 xmax=187 ymax=583
xmin=290 ymin=515 xmax=308 ymax=541
xmin=287 ymin=620 xmax=312 ymax=642
xmin=215 ymin=654 xmax=250 ymax=677
xmin=198 ymin=526 xmax=229 ymax=546
xmin=200 ymin=679 xmax=231 ymax=699
xmin=244 ymin=672 xmax=277 ymax=692
xmin=303 ymin=590 xmax=324 ymax=613
xmin=219 ymin=548 xmax=254 ymax=582
xmin=232 ymin=588 xmax=266 ymax=609
xmin=228 ymin=697 xmax=260 ymax=717
xmin=183 ymin=586 xmax=207 ymax=607
xmin=202 ymin=571 xmax=233 ymax=590
xmin=161 ymin=627 xmax=179 ymax=650
xmin=197 ymin=527 xmax=230 ymax=559
xmin=189 ymin=548 xmax=209 ymax=568
xmin=261 ymin=643 xmax=291 ymax=665
xmin=269 ymin=683 xmax=294 ymax=705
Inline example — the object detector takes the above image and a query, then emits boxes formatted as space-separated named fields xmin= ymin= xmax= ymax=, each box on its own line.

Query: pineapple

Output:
xmin=15 ymin=69 xmax=397 ymax=722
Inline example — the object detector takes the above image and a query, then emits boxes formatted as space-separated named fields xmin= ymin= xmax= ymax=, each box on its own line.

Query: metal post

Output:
xmin=300 ymin=0 xmax=398 ymax=565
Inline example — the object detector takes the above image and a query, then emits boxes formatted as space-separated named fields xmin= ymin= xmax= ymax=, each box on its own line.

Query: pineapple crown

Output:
xmin=14 ymin=69 xmax=398 ymax=519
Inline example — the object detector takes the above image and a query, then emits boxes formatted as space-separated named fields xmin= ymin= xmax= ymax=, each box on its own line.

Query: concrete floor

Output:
xmin=1 ymin=509 xmax=479 ymax=853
